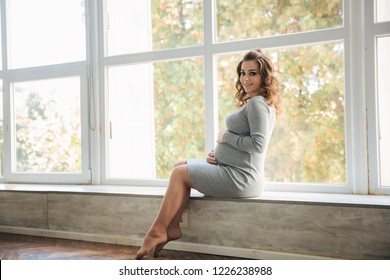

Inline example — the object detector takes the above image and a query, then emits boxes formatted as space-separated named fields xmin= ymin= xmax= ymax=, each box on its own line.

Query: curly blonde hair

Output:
xmin=235 ymin=49 xmax=282 ymax=118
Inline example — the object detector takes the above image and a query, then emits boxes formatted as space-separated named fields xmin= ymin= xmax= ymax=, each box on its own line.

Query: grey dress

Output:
xmin=187 ymin=95 xmax=275 ymax=198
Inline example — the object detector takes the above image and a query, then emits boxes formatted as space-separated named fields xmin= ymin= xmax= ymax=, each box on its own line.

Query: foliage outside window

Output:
xmin=13 ymin=78 xmax=82 ymax=173
xmin=215 ymin=0 xmax=343 ymax=42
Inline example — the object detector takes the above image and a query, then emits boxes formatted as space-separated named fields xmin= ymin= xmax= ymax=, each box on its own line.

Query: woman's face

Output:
xmin=239 ymin=60 xmax=262 ymax=97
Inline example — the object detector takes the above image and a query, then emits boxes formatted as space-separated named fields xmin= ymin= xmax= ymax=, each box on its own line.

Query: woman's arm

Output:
xmin=220 ymin=97 xmax=270 ymax=154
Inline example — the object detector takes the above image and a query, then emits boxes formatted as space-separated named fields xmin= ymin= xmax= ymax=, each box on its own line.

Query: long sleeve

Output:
xmin=222 ymin=96 xmax=270 ymax=154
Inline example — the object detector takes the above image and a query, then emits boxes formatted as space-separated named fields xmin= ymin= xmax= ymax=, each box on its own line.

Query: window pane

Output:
xmin=215 ymin=0 xmax=343 ymax=42
xmin=377 ymin=36 xmax=390 ymax=186
xmin=0 ymin=8 xmax=2 ymax=70
xmin=0 ymin=80 xmax=3 ymax=176
xmin=107 ymin=58 xmax=205 ymax=179
xmin=13 ymin=77 xmax=82 ymax=173
xmin=106 ymin=0 xmax=203 ymax=56
xmin=107 ymin=64 xmax=155 ymax=179
xmin=376 ymin=0 xmax=390 ymax=22
xmin=8 ymin=0 xmax=86 ymax=68
xmin=217 ymin=42 xmax=345 ymax=184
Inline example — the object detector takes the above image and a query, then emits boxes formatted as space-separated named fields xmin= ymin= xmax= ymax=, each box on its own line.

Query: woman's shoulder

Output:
xmin=250 ymin=94 xmax=266 ymax=103
xmin=247 ymin=95 xmax=270 ymax=113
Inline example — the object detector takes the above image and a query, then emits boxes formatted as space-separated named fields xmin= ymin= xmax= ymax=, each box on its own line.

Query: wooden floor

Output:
xmin=0 ymin=233 xmax=245 ymax=260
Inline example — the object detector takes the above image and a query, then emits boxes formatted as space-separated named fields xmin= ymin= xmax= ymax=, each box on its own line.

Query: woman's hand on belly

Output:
xmin=214 ymin=142 xmax=250 ymax=170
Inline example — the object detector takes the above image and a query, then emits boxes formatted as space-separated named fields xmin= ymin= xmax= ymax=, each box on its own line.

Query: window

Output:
xmin=103 ymin=0 xmax=205 ymax=182
xmin=215 ymin=0 xmax=343 ymax=42
xmin=106 ymin=59 xmax=204 ymax=180
xmin=3 ymin=67 xmax=90 ymax=184
xmin=366 ymin=0 xmax=390 ymax=194
xmin=105 ymin=0 xmax=203 ymax=56
xmin=8 ymin=0 xmax=86 ymax=68
xmin=0 ymin=80 xmax=3 ymax=177
xmin=0 ymin=0 xmax=90 ymax=183
xmin=102 ymin=0 xmax=349 ymax=191
xmin=377 ymin=36 xmax=390 ymax=187
xmin=0 ymin=6 xmax=3 ymax=176
xmin=376 ymin=0 xmax=390 ymax=23
xmin=0 ymin=0 xmax=386 ymax=195
xmin=13 ymin=77 xmax=82 ymax=173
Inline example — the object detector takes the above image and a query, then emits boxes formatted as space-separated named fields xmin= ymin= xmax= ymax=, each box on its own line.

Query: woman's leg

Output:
xmin=136 ymin=160 xmax=193 ymax=259
xmin=152 ymin=160 xmax=189 ymax=256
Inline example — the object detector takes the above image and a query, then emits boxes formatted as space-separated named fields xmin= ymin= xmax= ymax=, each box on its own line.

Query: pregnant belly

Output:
xmin=214 ymin=143 xmax=250 ymax=170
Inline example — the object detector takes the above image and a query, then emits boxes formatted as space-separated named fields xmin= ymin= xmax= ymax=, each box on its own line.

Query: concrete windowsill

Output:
xmin=1 ymin=183 xmax=389 ymax=208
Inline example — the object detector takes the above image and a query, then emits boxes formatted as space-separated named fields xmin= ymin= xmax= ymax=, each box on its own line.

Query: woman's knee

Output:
xmin=171 ymin=164 xmax=192 ymax=187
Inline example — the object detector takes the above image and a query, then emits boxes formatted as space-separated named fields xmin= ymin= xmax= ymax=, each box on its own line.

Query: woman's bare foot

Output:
xmin=153 ymin=226 xmax=182 ymax=258
xmin=135 ymin=229 xmax=168 ymax=260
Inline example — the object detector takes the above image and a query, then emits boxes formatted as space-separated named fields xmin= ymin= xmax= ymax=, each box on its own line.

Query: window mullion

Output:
xmin=204 ymin=0 xmax=217 ymax=153
xmin=345 ymin=0 xmax=369 ymax=194
xmin=86 ymin=0 xmax=101 ymax=185
xmin=0 ymin=0 xmax=8 ymax=71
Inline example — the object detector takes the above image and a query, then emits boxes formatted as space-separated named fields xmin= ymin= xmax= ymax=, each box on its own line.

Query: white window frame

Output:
xmin=366 ymin=0 xmax=390 ymax=195
xmin=0 ymin=0 xmax=92 ymax=184
xmin=0 ymin=0 xmax=385 ymax=195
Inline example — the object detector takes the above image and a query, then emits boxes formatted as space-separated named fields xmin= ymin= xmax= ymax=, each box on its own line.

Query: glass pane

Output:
xmin=376 ymin=0 xmax=390 ymax=22
xmin=0 ymin=80 xmax=3 ymax=176
xmin=13 ymin=77 xmax=82 ymax=173
xmin=0 ymin=8 xmax=2 ymax=70
xmin=106 ymin=0 xmax=203 ymax=56
xmin=8 ymin=0 xmax=86 ymax=68
xmin=216 ymin=0 xmax=343 ymax=42
xmin=107 ymin=58 xmax=205 ymax=179
xmin=107 ymin=64 xmax=155 ymax=179
xmin=217 ymin=42 xmax=345 ymax=184
xmin=377 ymin=36 xmax=390 ymax=186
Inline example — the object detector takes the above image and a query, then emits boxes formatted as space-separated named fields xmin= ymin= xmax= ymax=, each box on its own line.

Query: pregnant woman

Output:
xmin=136 ymin=48 xmax=281 ymax=259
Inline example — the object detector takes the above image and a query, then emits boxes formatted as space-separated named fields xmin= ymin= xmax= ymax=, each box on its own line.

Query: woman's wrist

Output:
xmin=217 ymin=130 xmax=226 ymax=143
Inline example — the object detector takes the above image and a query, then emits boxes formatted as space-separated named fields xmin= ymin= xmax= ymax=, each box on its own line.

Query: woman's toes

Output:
xmin=135 ymin=249 xmax=147 ymax=260
xmin=153 ymin=242 xmax=167 ymax=258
